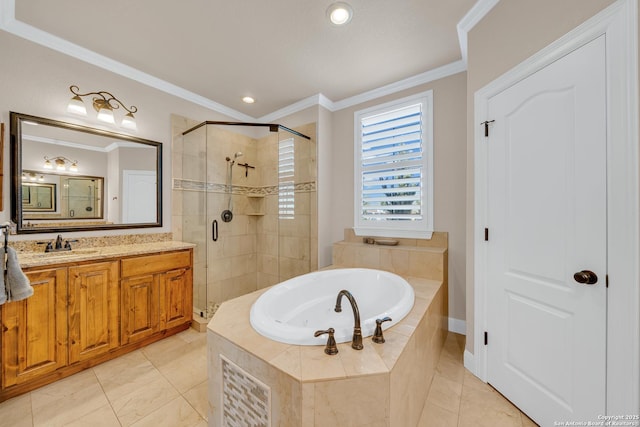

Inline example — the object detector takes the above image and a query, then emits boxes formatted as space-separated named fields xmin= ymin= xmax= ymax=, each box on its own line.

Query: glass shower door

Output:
xmin=181 ymin=125 xmax=208 ymax=317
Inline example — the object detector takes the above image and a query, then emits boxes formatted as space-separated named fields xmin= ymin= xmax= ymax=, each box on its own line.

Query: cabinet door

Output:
xmin=68 ymin=261 xmax=119 ymax=363
xmin=160 ymin=268 xmax=192 ymax=330
xmin=121 ymin=274 xmax=160 ymax=345
xmin=1 ymin=267 xmax=68 ymax=387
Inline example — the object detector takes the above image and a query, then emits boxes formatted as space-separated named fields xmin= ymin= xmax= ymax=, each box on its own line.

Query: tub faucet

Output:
xmin=334 ymin=290 xmax=363 ymax=350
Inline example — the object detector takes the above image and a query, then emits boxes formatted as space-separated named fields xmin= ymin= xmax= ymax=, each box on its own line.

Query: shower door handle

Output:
xmin=212 ymin=220 xmax=218 ymax=242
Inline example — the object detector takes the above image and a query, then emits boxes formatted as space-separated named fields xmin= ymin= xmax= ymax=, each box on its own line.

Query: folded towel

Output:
xmin=5 ymin=247 xmax=32 ymax=302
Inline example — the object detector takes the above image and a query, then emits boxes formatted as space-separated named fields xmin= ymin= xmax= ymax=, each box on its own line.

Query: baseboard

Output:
xmin=191 ymin=314 xmax=209 ymax=333
xmin=448 ymin=317 xmax=466 ymax=335
xmin=463 ymin=349 xmax=476 ymax=374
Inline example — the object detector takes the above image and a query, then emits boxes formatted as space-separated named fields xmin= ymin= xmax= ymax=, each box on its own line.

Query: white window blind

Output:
xmin=354 ymin=91 xmax=433 ymax=238
xmin=278 ymin=138 xmax=295 ymax=219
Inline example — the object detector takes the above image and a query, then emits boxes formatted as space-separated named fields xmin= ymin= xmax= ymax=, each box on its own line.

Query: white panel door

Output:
xmin=122 ymin=170 xmax=157 ymax=223
xmin=486 ymin=35 xmax=606 ymax=425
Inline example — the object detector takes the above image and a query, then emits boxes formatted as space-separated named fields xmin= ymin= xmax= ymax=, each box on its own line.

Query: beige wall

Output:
xmin=329 ymin=72 xmax=468 ymax=323
xmin=465 ymin=0 xmax=617 ymax=352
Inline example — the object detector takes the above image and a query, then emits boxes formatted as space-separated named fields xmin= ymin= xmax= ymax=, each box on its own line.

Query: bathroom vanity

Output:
xmin=0 ymin=242 xmax=194 ymax=402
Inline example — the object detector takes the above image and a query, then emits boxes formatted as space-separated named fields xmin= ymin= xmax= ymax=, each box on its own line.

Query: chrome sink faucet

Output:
xmin=334 ymin=290 xmax=363 ymax=350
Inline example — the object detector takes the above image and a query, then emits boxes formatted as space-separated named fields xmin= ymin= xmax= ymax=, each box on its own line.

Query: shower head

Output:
xmin=227 ymin=152 xmax=244 ymax=167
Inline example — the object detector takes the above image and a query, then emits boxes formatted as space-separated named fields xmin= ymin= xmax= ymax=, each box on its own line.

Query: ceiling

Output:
xmin=9 ymin=0 xmax=477 ymax=119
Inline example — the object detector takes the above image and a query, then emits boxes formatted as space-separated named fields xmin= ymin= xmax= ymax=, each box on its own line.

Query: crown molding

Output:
xmin=457 ymin=0 xmax=500 ymax=65
xmin=258 ymin=93 xmax=325 ymax=123
xmin=329 ymin=60 xmax=466 ymax=112
xmin=0 ymin=0 xmax=492 ymax=121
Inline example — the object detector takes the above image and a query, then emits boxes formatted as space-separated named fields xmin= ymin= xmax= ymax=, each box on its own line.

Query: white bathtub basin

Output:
xmin=250 ymin=268 xmax=415 ymax=345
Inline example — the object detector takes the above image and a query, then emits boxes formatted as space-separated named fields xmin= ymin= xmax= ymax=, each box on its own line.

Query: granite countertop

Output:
xmin=17 ymin=241 xmax=196 ymax=268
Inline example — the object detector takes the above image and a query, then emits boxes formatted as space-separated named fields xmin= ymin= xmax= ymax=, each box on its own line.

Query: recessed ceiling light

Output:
xmin=327 ymin=2 xmax=353 ymax=26
xmin=242 ymin=96 xmax=255 ymax=104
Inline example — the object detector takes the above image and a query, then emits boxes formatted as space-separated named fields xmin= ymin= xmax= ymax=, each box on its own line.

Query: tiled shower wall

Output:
xmin=171 ymin=115 xmax=317 ymax=316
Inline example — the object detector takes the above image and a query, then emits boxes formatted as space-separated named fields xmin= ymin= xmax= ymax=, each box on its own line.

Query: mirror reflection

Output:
xmin=22 ymin=182 xmax=56 ymax=212
xmin=11 ymin=112 xmax=162 ymax=233
xmin=22 ymin=171 xmax=103 ymax=219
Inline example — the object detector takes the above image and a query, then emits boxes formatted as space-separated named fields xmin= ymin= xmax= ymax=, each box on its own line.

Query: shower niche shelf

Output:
xmin=246 ymin=194 xmax=265 ymax=216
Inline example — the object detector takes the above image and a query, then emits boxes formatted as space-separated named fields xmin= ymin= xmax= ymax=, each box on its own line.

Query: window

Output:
xmin=354 ymin=91 xmax=433 ymax=238
xmin=278 ymin=137 xmax=295 ymax=219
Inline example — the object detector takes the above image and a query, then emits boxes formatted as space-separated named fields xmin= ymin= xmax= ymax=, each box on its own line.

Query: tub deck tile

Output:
xmin=270 ymin=346 xmax=302 ymax=380
xmin=372 ymin=330 xmax=412 ymax=371
xmin=337 ymin=340 xmax=388 ymax=378
xmin=299 ymin=346 xmax=347 ymax=382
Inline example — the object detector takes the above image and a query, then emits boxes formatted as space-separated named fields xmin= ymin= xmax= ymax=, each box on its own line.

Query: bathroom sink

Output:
xmin=34 ymin=249 xmax=99 ymax=258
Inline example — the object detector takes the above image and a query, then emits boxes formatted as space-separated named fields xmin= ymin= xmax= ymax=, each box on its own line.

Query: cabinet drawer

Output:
xmin=121 ymin=250 xmax=191 ymax=278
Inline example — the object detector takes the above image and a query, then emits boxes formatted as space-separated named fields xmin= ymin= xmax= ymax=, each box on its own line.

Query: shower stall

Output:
xmin=173 ymin=119 xmax=317 ymax=319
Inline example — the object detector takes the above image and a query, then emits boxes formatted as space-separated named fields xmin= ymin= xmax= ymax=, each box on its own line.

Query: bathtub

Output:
xmin=250 ymin=268 xmax=415 ymax=345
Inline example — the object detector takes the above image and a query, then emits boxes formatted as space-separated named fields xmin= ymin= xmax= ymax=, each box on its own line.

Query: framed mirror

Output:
xmin=22 ymin=182 xmax=56 ymax=212
xmin=10 ymin=112 xmax=162 ymax=234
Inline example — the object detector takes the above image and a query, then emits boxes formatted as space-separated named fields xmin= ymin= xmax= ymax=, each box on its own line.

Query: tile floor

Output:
xmin=0 ymin=329 xmax=536 ymax=426
xmin=418 ymin=333 xmax=538 ymax=427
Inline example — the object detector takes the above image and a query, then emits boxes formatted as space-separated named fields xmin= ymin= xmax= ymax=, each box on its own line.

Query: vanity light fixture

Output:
xmin=67 ymin=85 xmax=138 ymax=131
xmin=327 ymin=2 xmax=353 ymax=26
xmin=22 ymin=172 xmax=44 ymax=181
xmin=44 ymin=156 xmax=78 ymax=172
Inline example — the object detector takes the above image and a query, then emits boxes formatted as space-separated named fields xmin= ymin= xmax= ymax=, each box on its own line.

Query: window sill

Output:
xmin=353 ymin=227 xmax=433 ymax=240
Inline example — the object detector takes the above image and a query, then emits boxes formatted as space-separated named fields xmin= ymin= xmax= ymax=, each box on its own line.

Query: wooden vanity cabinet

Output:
xmin=121 ymin=273 xmax=160 ymax=344
xmin=121 ymin=250 xmax=192 ymax=345
xmin=0 ymin=248 xmax=193 ymax=402
xmin=1 ymin=267 xmax=68 ymax=388
xmin=68 ymin=261 xmax=119 ymax=363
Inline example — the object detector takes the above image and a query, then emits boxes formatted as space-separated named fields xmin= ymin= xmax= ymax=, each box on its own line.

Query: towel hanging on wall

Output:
xmin=0 ymin=224 xmax=33 ymax=304
xmin=4 ymin=247 xmax=33 ymax=302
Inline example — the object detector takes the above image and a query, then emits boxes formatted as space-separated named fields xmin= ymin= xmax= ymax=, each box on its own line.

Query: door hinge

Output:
xmin=484 ymin=331 xmax=488 ymax=345
xmin=484 ymin=228 xmax=489 ymax=241
xmin=481 ymin=120 xmax=495 ymax=137
xmin=606 ymin=274 xmax=609 ymax=288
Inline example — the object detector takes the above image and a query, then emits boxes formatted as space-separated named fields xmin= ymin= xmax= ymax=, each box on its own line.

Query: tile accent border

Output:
xmin=173 ymin=178 xmax=316 ymax=195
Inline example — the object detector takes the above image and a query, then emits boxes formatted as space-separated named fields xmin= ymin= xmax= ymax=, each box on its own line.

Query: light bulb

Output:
xmin=96 ymin=106 xmax=115 ymax=124
xmin=327 ymin=2 xmax=353 ymax=25
xmin=67 ymin=95 xmax=87 ymax=116
xmin=121 ymin=112 xmax=137 ymax=131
